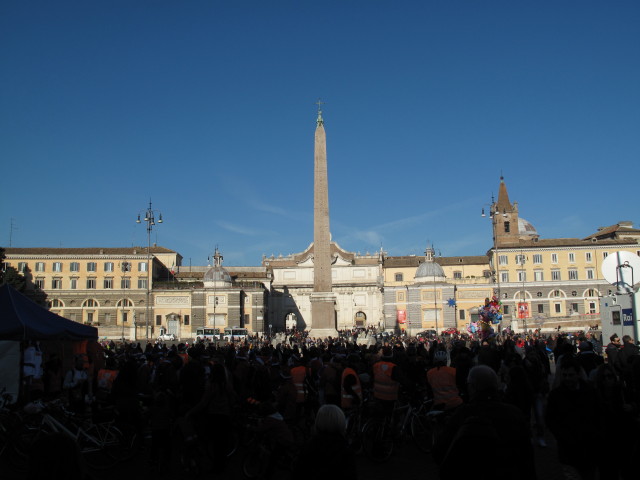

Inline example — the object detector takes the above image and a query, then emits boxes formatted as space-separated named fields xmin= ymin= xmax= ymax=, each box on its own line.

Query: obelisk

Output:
xmin=309 ymin=102 xmax=337 ymax=338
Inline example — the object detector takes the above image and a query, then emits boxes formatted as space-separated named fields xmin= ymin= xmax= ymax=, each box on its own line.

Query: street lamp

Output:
xmin=121 ymin=260 xmax=130 ymax=341
xmin=517 ymin=253 xmax=528 ymax=334
xmin=481 ymin=197 xmax=502 ymax=298
xmin=136 ymin=200 xmax=163 ymax=340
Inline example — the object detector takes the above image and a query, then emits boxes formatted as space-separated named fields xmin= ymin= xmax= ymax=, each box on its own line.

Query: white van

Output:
xmin=195 ymin=328 xmax=220 ymax=342
xmin=223 ymin=327 xmax=249 ymax=342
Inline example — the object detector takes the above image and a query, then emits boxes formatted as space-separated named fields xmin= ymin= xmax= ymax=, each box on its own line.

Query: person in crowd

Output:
xmin=547 ymin=357 xmax=600 ymax=480
xmin=426 ymin=350 xmax=463 ymax=411
xmin=63 ymin=354 xmax=92 ymax=414
xmin=605 ymin=333 xmax=622 ymax=366
xmin=433 ymin=365 xmax=536 ymax=480
xmin=292 ymin=404 xmax=358 ymax=480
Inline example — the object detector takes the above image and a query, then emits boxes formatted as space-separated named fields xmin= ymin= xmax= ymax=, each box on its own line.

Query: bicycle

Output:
xmin=361 ymin=396 xmax=439 ymax=462
xmin=11 ymin=400 xmax=129 ymax=470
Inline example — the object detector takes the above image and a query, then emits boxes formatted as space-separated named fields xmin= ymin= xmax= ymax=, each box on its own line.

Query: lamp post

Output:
xmin=121 ymin=260 xmax=130 ymax=341
xmin=518 ymin=253 xmax=528 ymax=334
xmin=481 ymin=197 xmax=504 ymax=298
xmin=136 ymin=200 xmax=163 ymax=340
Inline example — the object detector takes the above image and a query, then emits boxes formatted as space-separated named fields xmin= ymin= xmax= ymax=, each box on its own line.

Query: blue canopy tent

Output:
xmin=0 ymin=284 xmax=98 ymax=403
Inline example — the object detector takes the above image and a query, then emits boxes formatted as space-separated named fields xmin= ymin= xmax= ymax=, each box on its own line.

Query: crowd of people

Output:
xmin=15 ymin=327 xmax=640 ymax=479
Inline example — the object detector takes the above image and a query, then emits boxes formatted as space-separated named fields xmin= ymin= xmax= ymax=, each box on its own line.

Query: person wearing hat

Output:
xmin=427 ymin=350 xmax=463 ymax=411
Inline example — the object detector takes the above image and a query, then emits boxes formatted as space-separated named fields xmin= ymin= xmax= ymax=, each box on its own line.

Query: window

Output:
xmin=453 ymin=271 xmax=462 ymax=279
xmin=104 ymin=262 xmax=114 ymax=272
xmin=121 ymin=278 xmax=131 ymax=289
xmin=533 ymin=254 xmax=542 ymax=264
xmin=551 ymin=270 xmax=561 ymax=281
xmin=515 ymin=255 xmax=526 ymax=265
xmin=553 ymin=290 xmax=562 ymax=297
xmin=51 ymin=278 xmax=62 ymax=289
xmin=139 ymin=262 xmax=148 ymax=272
xmin=184 ymin=315 xmax=190 ymax=326
xmin=555 ymin=303 xmax=562 ymax=313
xmin=18 ymin=262 xmax=27 ymax=273
xmin=587 ymin=289 xmax=596 ymax=297
xmin=70 ymin=278 xmax=77 ymax=289
xmin=35 ymin=262 xmax=45 ymax=272
xmin=86 ymin=278 xmax=96 ymax=289
xmin=460 ymin=310 xmax=466 ymax=320
xmin=35 ymin=278 xmax=45 ymax=289
xmin=504 ymin=221 xmax=510 ymax=233
xmin=86 ymin=312 xmax=94 ymax=324
xmin=156 ymin=315 xmax=162 ymax=326
xmin=534 ymin=271 xmax=544 ymax=282
xmin=603 ymin=252 xmax=608 ymax=259
xmin=589 ymin=302 xmax=596 ymax=314
xmin=501 ymin=272 xmax=509 ymax=283
xmin=70 ymin=262 xmax=80 ymax=272
xmin=117 ymin=299 xmax=133 ymax=307
xmin=87 ymin=262 xmax=97 ymax=272
xmin=568 ymin=252 xmax=575 ymax=263
xmin=518 ymin=271 xmax=526 ymax=282
xmin=568 ymin=269 xmax=578 ymax=280
xmin=499 ymin=255 xmax=508 ymax=266
xmin=394 ymin=273 xmax=403 ymax=282
xmin=138 ymin=278 xmax=148 ymax=289
xmin=503 ymin=305 xmax=510 ymax=315
xmin=84 ymin=299 xmax=98 ymax=307
xmin=585 ymin=252 xmax=592 ymax=262
xmin=104 ymin=278 xmax=113 ymax=289
xmin=50 ymin=299 xmax=63 ymax=308
xmin=536 ymin=292 xmax=542 ymax=297
xmin=571 ymin=291 xmax=577 ymax=297
xmin=586 ymin=269 xmax=594 ymax=280
xmin=551 ymin=254 xmax=558 ymax=264
xmin=52 ymin=262 xmax=62 ymax=272
xmin=571 ymin=303 xmax=579 ymax=313
xmin=537 ymin=304 xmax=544 ymax=313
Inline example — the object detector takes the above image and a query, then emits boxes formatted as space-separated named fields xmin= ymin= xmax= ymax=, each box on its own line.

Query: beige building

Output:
xmin=383 ymin=248 xmax=493 ymax=334
xmin=485 ymin=177 xmax=640 ymax=331
xmin=3 ymin=246 xmax=181 ymax=338
xmin=263 ymin=242 xmax=384 ymax=331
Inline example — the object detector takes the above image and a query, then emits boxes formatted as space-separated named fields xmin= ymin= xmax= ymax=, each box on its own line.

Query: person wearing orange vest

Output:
xmin=290 ymin=356 xmax=307 ymax=404
xmin=427 ymin=350 xmax=463 ymax=411
xmin=341 ymin=356 xmax=363 ymax=410
xmin=372 ymin=347 xmax=401 ymax=412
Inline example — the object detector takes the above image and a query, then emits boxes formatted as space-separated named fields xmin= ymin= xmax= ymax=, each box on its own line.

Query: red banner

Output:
xmin=397 ymin=310 xmax=407 ymax=324
xmin=518 ymin=302 xmax=529 ymax=319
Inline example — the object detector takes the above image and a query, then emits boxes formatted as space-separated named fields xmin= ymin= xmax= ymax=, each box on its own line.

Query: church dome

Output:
xmin=518 ymin=217 xmax=539 ymax=238
xmin=415 ymin=261 xmax=445 ymax=280
xmin=415 ymin=245 xmax=446 ymax=281
xmin=203 ymin=267 xmax=232 ymax=285
xmin=203 ymin=248 xmax=232 ymax=287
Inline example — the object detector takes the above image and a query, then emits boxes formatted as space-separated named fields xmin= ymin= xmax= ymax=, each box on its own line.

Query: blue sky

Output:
xmin=1 ymin=1 xmax=639 ymax=266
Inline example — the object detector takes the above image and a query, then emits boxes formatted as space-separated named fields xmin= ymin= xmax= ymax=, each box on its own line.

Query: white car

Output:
xmin=157 ymin=328 xmax=176 ymax=342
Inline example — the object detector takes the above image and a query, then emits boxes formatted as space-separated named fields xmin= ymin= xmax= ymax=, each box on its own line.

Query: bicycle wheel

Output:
xmin=410 ymin=412 xmax=434 ymax=453
xmin=242 ymin=443 xmax=270 ymax=479
xmin=361 ymin=418 xmax=393 ymax=462
xmin=345 ymin=411 xmax=363 ymax=454
xmin=80 ymin=424 xmax=124 ymax=469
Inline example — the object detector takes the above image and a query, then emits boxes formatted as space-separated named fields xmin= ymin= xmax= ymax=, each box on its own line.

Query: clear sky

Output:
xmin=1 ymin=1 xmax=638 ymax=266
